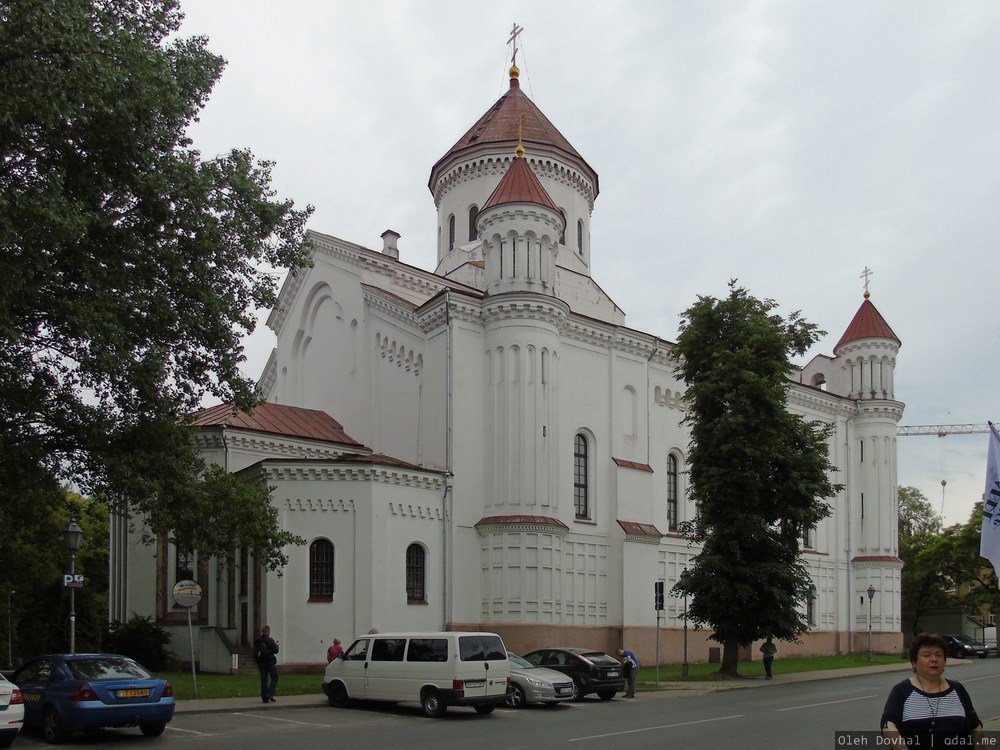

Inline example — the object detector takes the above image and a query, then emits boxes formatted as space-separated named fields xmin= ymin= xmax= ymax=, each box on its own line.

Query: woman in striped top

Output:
xmin=881 ymin=633 xmax=983 ymax=746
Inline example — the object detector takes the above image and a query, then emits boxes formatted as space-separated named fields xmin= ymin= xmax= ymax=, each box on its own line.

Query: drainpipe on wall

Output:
xmin=219 ymin=426 xmax=230 ymax=628
xmin=443 ymin=289 xmax=453 ymax=628
xmin=646 ymin=337 xmax=660 ymax=467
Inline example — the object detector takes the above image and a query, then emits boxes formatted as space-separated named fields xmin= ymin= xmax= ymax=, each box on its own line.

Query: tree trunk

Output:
xmin=719 ymin=637 xmax=740 ymax=677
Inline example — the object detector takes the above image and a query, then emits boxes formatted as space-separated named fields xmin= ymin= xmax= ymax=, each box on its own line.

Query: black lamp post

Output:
xmin=63 ymin=521 xmax=83 ymax=654
xmin=866 ymin=585 xmax=876 ymax=663
xmin=680 ymin=568 xmax=692 ymax=678
xmin=6 ymin=590 xmax=13 ymax=668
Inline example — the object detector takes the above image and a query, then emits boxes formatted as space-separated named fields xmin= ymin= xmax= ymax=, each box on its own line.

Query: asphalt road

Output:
xmin=13 ymin=660 xmax=1000 ymax=750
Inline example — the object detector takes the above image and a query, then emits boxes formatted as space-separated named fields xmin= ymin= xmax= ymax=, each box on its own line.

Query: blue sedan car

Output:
xmin=12 ymin=654 xmax=175 ymax=743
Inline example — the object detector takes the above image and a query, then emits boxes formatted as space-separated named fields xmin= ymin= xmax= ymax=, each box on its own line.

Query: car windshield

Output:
xmin=953 ymin=635 xmax=974 ymax=644
xmin=508 ymin=653 xmax=535 ymax=669
xmin=68 ymin=657 xmax=152 ymax=680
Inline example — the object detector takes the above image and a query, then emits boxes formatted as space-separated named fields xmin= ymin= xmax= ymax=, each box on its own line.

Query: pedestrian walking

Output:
xmin=326 ymin=637 xmax=344 ymax=663
xmin=759 ymin=636 xmax=777 ymax=680
xmin=254 ymin=625 xmax=280 ymax=702
xmin=617 ymin=648 xmax=639 ymax=698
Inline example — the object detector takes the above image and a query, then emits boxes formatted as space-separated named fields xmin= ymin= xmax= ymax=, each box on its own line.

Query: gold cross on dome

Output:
xmin=508 ymin=23 xmax=523 ymax=67
xmin=860 ymin=266 xmax=873 ymax=293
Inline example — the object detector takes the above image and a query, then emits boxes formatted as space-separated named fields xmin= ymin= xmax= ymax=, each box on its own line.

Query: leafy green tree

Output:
xmin=897 ymin=486 xmax=947 ymax=634
xmin=0 ymin=0 xmax=311 ymax=566
xmin=669 ymin=281 xmax=839 ymax=676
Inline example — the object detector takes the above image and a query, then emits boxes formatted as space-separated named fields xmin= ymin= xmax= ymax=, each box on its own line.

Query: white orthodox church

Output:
xmin=110 ymin=58 xmax=905 ymax=671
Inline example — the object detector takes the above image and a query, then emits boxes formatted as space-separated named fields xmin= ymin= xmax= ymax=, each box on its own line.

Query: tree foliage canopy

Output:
xmin=669 ymin=281 xmax=840 ymax=675
xmin=0 ymin=0 xmax=311 ymax=566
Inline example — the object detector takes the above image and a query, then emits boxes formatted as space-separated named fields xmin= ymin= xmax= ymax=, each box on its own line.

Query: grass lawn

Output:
xmin=638 ymin=653 xmax=904 ymax=684
xmin=163 ymin=653 xmax=906 ymax=700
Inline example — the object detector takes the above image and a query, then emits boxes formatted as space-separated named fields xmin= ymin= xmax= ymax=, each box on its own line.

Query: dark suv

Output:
xmin=521 ymin=648 xmax=625 ymax=700
xmin=941 ymin=634 xmax=989 ymax=659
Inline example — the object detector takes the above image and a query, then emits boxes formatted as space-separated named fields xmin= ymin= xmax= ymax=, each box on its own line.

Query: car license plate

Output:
xmin=607 ymin=671 xmax=620 ymax=678
xmin=464 ymin=680 xmax=485 ymax=688
xmin=118 ymin=689 xmax=151 ymax=698
xmin=556 ymin=686 xmax=572 ymax=694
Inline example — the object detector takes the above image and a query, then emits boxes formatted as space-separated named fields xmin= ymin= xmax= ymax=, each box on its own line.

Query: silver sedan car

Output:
xmin=505 ymin=652 xmax=575 ymax=708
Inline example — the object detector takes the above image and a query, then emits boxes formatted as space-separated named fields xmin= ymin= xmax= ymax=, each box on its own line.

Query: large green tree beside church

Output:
xmin=669 ymin=281 xmax=840 ymax=677
xmin=0 ymin=0 xmax=311 ymax=568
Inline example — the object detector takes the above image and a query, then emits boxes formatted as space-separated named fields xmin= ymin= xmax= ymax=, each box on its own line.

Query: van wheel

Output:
xmin=474 ymin=704 xmax=496 ymax=714
xmin=328 ymin=682 xmax=350 ymax=708
xmin=421 ymin=689 xmax=447 ymax=718
xmin=505 ymin=684 xmax=526 ymax=709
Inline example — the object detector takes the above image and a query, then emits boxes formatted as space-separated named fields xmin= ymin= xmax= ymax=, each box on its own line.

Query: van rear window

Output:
xmin=458 ymin=635 xmax=506 ymax=661
xmin=407 ymin=639 xmax=448 ymax=662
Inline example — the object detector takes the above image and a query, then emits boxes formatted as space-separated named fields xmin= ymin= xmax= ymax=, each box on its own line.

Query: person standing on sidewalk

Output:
xmin=617 ymin=648 xmax=639 ymax=698
xmin=759 ymin=637 xmax=777 ymax=680
xmin=255 ymin=625 xmax=280 ymax=703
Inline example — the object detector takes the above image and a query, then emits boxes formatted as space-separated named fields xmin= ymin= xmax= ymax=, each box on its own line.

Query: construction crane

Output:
xmin=897 ymin=424 xmax=993 ymax=437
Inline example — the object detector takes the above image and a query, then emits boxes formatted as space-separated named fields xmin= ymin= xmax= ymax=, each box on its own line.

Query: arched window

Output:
xmin=406 ymin=543 xmax=426 ymax=603
xmin=448 ymin=214 xmax=456 ymax=251
xmin=309 ymin=539 xmax=334 ymax=600
xmin=468 ymin=205 xmax=479 ymax=241
xmin=577 ymin=219 xmax=583 ymax=254
xmin=666 ymin=454 xmax=678 ymax=531
xmin=574 ymin=433 xmax=590 ymax=519
xmin=558 ymin=210 xmax=566 ymax=245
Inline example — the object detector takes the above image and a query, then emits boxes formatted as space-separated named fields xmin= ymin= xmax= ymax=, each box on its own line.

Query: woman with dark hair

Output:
xmin=881 ymin=633 xmax=983 ymax=746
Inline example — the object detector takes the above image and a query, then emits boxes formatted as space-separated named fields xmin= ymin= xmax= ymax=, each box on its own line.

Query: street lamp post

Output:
xmin=866 ymin=585 xmax=876 ymax=663
xmin=680 ymin=568 xmax=692 ymax=678
xmin=6 ymin=590 xmax=13 ymax=668
xmin=63 ymin=521 xmax=83 ymax=654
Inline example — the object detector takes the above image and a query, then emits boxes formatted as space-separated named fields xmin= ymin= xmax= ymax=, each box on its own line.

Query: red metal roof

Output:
xmin=834 ymin=293 xmax=900 ymax=350
xmin=617 ymin=520 xmax=663 ymax=538
xmin=612 ymin=458 xmax=654 ymax=473
xmin=191 ymin=402 xmax=364 ymax=447
xmin=481 ymin=154 xmax=560 ymax=213
xmin=475 ymin=515 xmax=569 ymax=530
xmin=429 ymin=72 xmax=598 ymax=197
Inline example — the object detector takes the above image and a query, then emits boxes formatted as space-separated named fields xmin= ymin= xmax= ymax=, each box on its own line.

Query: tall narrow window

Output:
xmin=559 ymin=210 xmax=566 ymax=245
xmin=468 ymin=206 xmax=479 ymax=241
xmin=666 ymin=454 xmax=678 ymax=531
xmin=448 ymin=214 xmax=455 ymax=251
xmin=406 ymin=544 xmax=426 ymax=603
xmin=309 ymin=539 xmax=334 ymax=599
xmin=806 ymin=594 xmax=816 ymax=625
xmin=574 ymin=434 xmax=589 ymax=519
xmin=577 ymin=219 xmax=583 ymax=254
xmin=175 ymin=549 xmax=195 ymax=583
xmin=802 ymin=525 xmax=813 ymax=549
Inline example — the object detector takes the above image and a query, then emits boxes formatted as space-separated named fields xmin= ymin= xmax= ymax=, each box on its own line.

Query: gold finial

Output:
xmin=516 ymin=114 xmax=525 ymax=158
xmin=507 ymin=23 xmax=523 ymax=78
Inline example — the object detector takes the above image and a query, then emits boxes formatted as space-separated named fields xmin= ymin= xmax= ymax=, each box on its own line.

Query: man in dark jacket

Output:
xmin=255 ymin=625 xmax=280 ymax=702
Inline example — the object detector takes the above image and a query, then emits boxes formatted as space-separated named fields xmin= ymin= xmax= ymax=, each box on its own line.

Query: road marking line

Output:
xmin=569 ymin=714 xmax=744 ymax=741
xmin=232 ymin=712 xmax=331 ymax=727
xmin=963 ymin=674 xmax=1000 ymax=683
xmin=777 ymin=695 xmax=879 ymax=712
xmin=165 ymin=726 xmax=214 ymax=736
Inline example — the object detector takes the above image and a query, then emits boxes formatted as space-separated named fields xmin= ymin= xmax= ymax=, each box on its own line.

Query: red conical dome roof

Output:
xmin=834 ymin=292 xmax=900 ymax=351
xmin=428 ymin=71 xmax=598 ymax=196
xmin=481 ymin=151 xmax=560 ymax=214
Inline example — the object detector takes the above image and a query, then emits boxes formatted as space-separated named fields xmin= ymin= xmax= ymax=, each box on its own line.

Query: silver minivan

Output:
xmin=322 ymin=632 xmax=511 ymax=717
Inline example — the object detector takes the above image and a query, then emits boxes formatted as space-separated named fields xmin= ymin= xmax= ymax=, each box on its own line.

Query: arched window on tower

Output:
xmin=559 ymin=210 xmax=566 ymax=245
xmin=448 ymin=214 xmax=455 ymax=251
xmin=309 ymin=539 xmax=334 ymax=600
xmin=666 ymin=454 xmax=678 ymax=531
xmin=468 ymin=205 xmax=479 ymax=242
xmin=406 ymin=543 xmax=426 ymax=603
xmin=574 ymin=433 xmax=590 ymax=519
xmin=577 ymin=219 xmax=583 ymax=254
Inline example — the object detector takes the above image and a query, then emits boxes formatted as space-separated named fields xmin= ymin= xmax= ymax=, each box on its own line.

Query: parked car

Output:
xmin=941 ymin=634 xmax=989 ymax=659
xmin=12 ymin=653 xmax=175 ymax=742
xmin=521 ymin=647 xmax=625 ymax=700
xmin=0 ymin=672 xmax=24 ymax=748
xmin=505 ymin=652 xmax=575 ymax=708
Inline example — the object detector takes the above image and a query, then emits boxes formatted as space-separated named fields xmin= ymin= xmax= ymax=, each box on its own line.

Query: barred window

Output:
xmin=406 ymin=544 xmax=426 ymax=603
xmin=309 ymin=539 xmax=334 ymax=599
xmin=666 ymin=454 xmax=678 ymax=531
xmin=574 ymin=433 xmax=589 ymax=519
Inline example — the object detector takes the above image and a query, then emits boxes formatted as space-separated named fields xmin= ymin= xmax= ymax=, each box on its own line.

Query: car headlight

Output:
xmin=524 ymin=677 xmax=547 ymax=688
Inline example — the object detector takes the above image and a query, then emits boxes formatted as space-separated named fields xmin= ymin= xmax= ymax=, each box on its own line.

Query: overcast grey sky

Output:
xmin=178 ymin=0 xmax=999 ymax=527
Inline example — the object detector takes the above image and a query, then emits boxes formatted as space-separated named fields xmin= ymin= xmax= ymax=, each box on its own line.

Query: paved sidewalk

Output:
xmin=173 ymin=661 xmax=921 ymax=715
